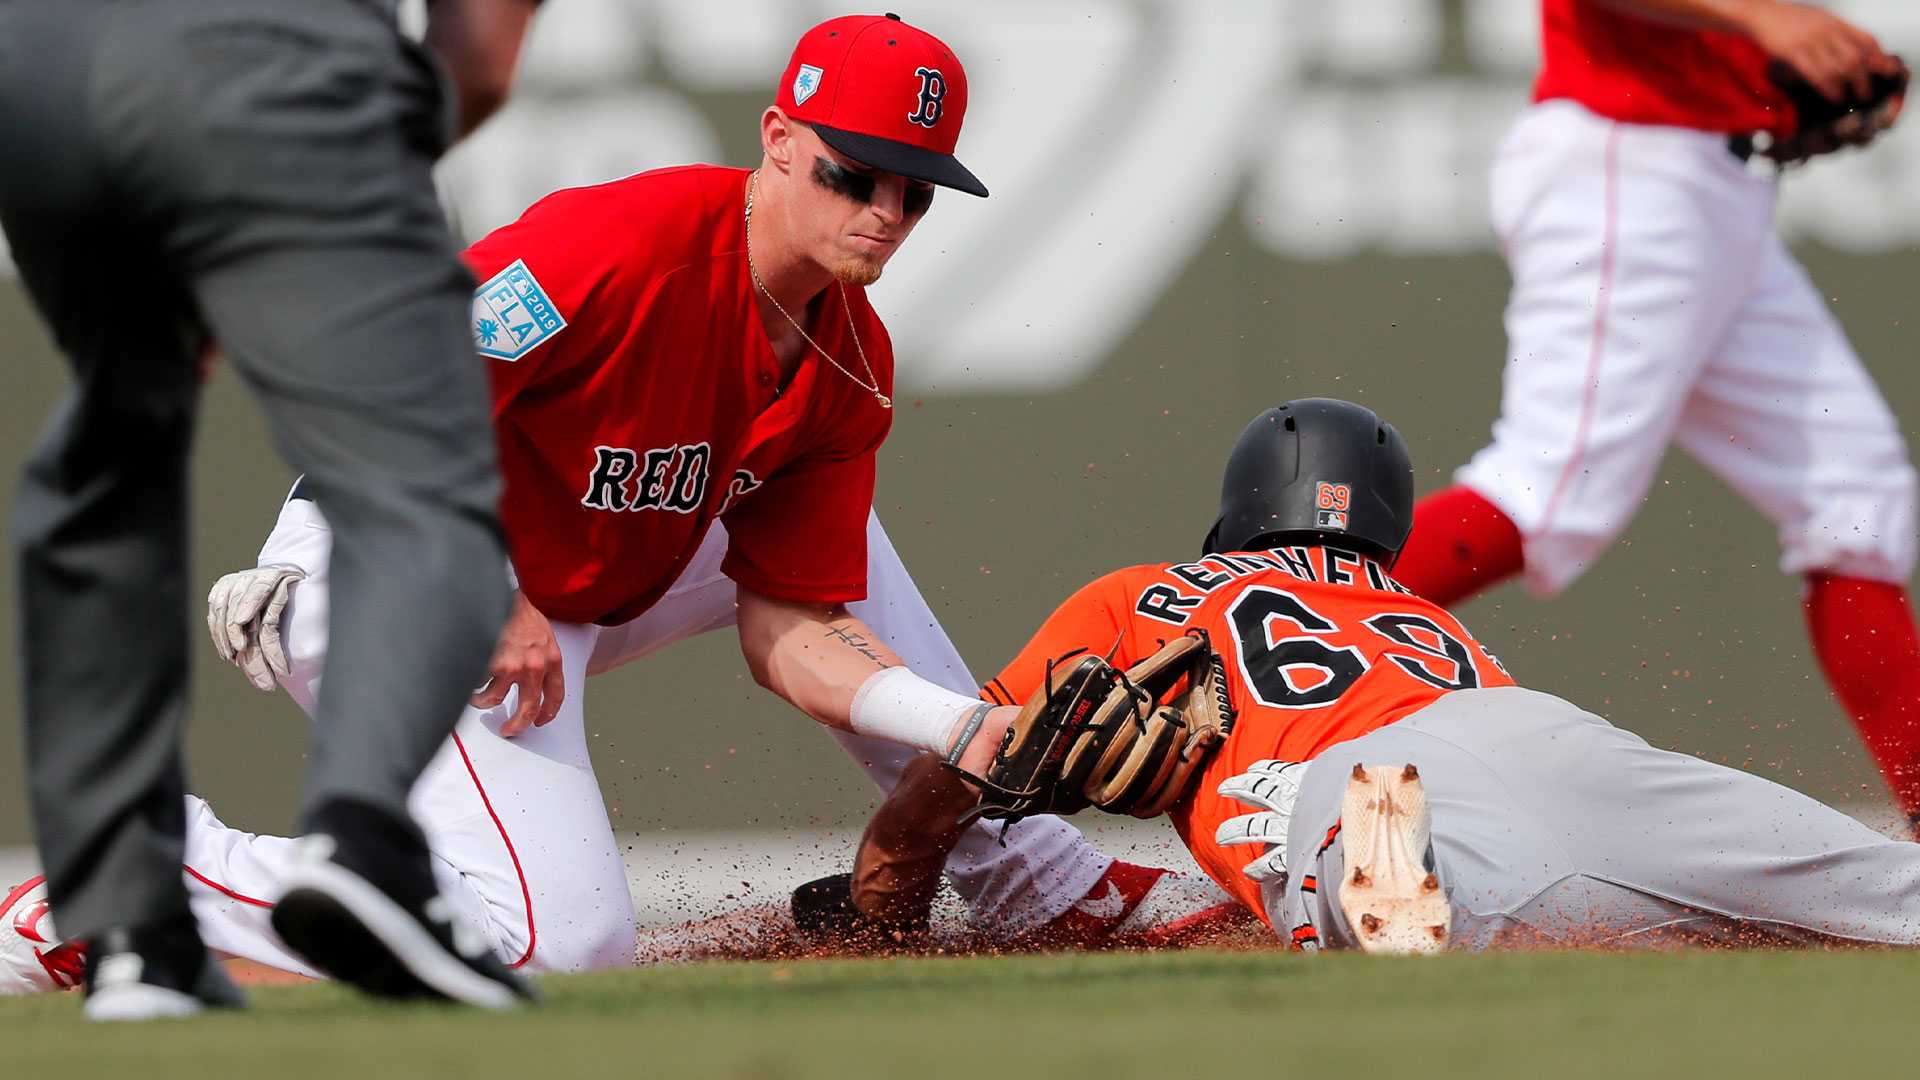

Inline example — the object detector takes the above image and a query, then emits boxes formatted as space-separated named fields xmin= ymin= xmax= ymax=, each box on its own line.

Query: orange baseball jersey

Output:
xmin=982 ymin=545 xmax=1515 ymax=923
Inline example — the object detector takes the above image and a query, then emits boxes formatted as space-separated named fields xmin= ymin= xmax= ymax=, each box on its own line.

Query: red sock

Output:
xmin=1804 ymin=574 xmax=1920 ymax=825
xmin=1391 ymin=486 xmax=1525 ymax=606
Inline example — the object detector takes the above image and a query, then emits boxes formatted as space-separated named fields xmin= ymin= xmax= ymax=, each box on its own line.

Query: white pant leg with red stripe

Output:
xmin=1455 ymin=100 xmax=1914 ymax=593
xmin=184 ymin=496 xmax=630 ymax=975
xmin=183 ymin=795 xmax=315 ymax=976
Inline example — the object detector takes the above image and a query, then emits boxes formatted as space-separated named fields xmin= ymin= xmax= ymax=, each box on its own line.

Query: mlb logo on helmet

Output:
xmin=776 ymin=13 xmax=987 ymax=197
xmin=1315 ymin=481 xmax=1352 ymax=531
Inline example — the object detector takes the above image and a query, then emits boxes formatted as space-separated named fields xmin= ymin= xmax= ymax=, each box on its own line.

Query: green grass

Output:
xmin=11 ymin=948 xmax=1919 ymax=1078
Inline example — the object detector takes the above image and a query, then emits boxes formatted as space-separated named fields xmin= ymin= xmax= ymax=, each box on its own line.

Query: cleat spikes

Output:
xmin=1336 ymin=762 xmax=1451 ymax=955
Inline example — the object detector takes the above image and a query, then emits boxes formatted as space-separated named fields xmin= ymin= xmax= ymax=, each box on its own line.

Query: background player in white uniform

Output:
xmin=1390 ymin=0 xmax=1920 ymax=826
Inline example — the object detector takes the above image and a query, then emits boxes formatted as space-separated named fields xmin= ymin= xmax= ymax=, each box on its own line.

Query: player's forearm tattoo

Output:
xmin=824 ymin=623 xmax=890 ymax=668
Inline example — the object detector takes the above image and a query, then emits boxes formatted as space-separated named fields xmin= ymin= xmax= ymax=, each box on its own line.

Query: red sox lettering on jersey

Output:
xmin=581 ymin=444 xmax=711 ymax=514
xmin=579 ymin=445 xmax=765 ymax=519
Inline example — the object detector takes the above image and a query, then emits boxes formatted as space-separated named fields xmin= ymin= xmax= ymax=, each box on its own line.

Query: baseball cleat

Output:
xmin=83 ymin=919 xmax=246 ymax=1022
xmin=1336 ymin=763 xmax=1451 ymax=955
xmin=789 ymin=872 xmax=928 ymax=951
xmin=0 ymin=877 xmax=86 ymax=995
xmin=271 ymin=800 xmax=533 ymax=1009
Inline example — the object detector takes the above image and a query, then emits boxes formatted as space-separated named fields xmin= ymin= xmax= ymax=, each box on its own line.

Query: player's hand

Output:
xmin=472 ymin=590 xmax=564 ymax=736
xmin=1743 ymin=1 xmax=1899 ymax=102
xmin=1215 ymin=760 xmax=1311 ymax=885
xmin=206 ymin=565 xmax=306 ymax=691
xmin=850 ymin=753 xmax=975 ymax=929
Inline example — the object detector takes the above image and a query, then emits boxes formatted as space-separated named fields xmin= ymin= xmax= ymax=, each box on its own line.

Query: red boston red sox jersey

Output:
xmin=462 ymin=165 xmax=893 ymax=626
xmin=1534 ymin=0 xmax=1793 ymax=137
xmin=981 ymin=546 xmax=1515 ymax=923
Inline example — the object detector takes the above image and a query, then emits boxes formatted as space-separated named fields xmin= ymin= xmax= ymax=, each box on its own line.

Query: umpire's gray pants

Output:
xmin=0 ymin=0 xmax=508 ymax=937
xmin=1274 ymin=687 xmax=1920 ymax=950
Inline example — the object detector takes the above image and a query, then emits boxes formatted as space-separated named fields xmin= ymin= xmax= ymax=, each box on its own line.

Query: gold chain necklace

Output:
xmin=743 ymin=171 xmax=891 ymax=410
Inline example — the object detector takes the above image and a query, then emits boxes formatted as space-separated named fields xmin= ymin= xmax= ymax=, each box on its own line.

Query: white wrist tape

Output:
xmin=848 ymin=666 xmax=990 ymax=756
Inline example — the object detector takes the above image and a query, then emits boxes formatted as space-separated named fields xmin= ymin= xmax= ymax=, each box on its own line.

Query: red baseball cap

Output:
xmin=776 ymin=13 xmax=987 ymax=197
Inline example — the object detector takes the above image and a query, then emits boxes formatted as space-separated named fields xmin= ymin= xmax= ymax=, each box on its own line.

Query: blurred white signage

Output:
xmin=9 ymin=0 xmax=1916 ymax=393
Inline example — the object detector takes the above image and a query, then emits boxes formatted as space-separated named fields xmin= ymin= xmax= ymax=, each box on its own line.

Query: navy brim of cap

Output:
xmin=813 ymin=124 xmax=988 ymax=197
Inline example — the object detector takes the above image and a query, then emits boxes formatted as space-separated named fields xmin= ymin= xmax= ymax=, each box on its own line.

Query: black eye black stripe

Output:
xmin=812 ymin=157 xmax=875 ymax=203
xmin=812 ymin=156 xmax=934 ymax=216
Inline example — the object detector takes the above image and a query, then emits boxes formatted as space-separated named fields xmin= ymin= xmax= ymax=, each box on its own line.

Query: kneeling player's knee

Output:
xmin=520 ymin=900 xmax=637 ymax=974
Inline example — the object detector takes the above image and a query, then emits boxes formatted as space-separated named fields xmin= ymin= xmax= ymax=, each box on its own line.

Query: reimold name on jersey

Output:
xmin=472 ymin=259 xmax=567 ymax=361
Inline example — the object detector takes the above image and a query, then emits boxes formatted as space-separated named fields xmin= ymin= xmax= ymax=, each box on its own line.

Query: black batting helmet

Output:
xmin=1201 ymin=398 xmax=1414 ymax=563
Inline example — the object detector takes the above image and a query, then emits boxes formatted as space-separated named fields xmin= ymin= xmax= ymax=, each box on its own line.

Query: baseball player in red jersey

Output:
xmin=1389 ymin=1 xmax=1920 ymax=826
xmin=0 ymin=13 xmax=1228 ymax=992
xmin=812 ymin=400 xmax=1920 ymax=955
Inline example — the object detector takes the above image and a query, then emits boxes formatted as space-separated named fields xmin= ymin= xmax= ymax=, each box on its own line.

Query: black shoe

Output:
xmin=270 ymin=799 xmax=533 ymax=1009
xmin=791 ymin=873 xmax=929 ymax=952
xmin=83 ymin=917 xmax=246 ymax=1022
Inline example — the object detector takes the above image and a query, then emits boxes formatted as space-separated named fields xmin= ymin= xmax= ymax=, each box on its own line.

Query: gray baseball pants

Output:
xmin=0 ymin=0 xmax=507 ymax=938
xmin=1272 ymin=687 xmax=1920 ymax=949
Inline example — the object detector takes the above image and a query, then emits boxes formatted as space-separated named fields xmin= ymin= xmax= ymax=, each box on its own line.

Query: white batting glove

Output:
xmin=206 ymin=565 xmax=305 ymax=691
xmin=1214 ymin=759 xmax=1311 ymax=885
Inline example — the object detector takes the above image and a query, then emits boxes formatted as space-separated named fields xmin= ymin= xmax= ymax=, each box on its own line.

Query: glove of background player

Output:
xmin=206 ymin=565 xmax=305 ymax=691
xmin=1214 ymin=759 xmax=1310 ymax=885
xmin=1760 ymin=56 xmax=1907 ymax=165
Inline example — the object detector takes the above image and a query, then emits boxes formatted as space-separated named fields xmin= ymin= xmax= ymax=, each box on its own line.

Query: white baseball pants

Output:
xmin=1457 ymin=100 xmax=1916 ymax=595
xmin=179 ymin=496 xmax=1111 ymax=976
